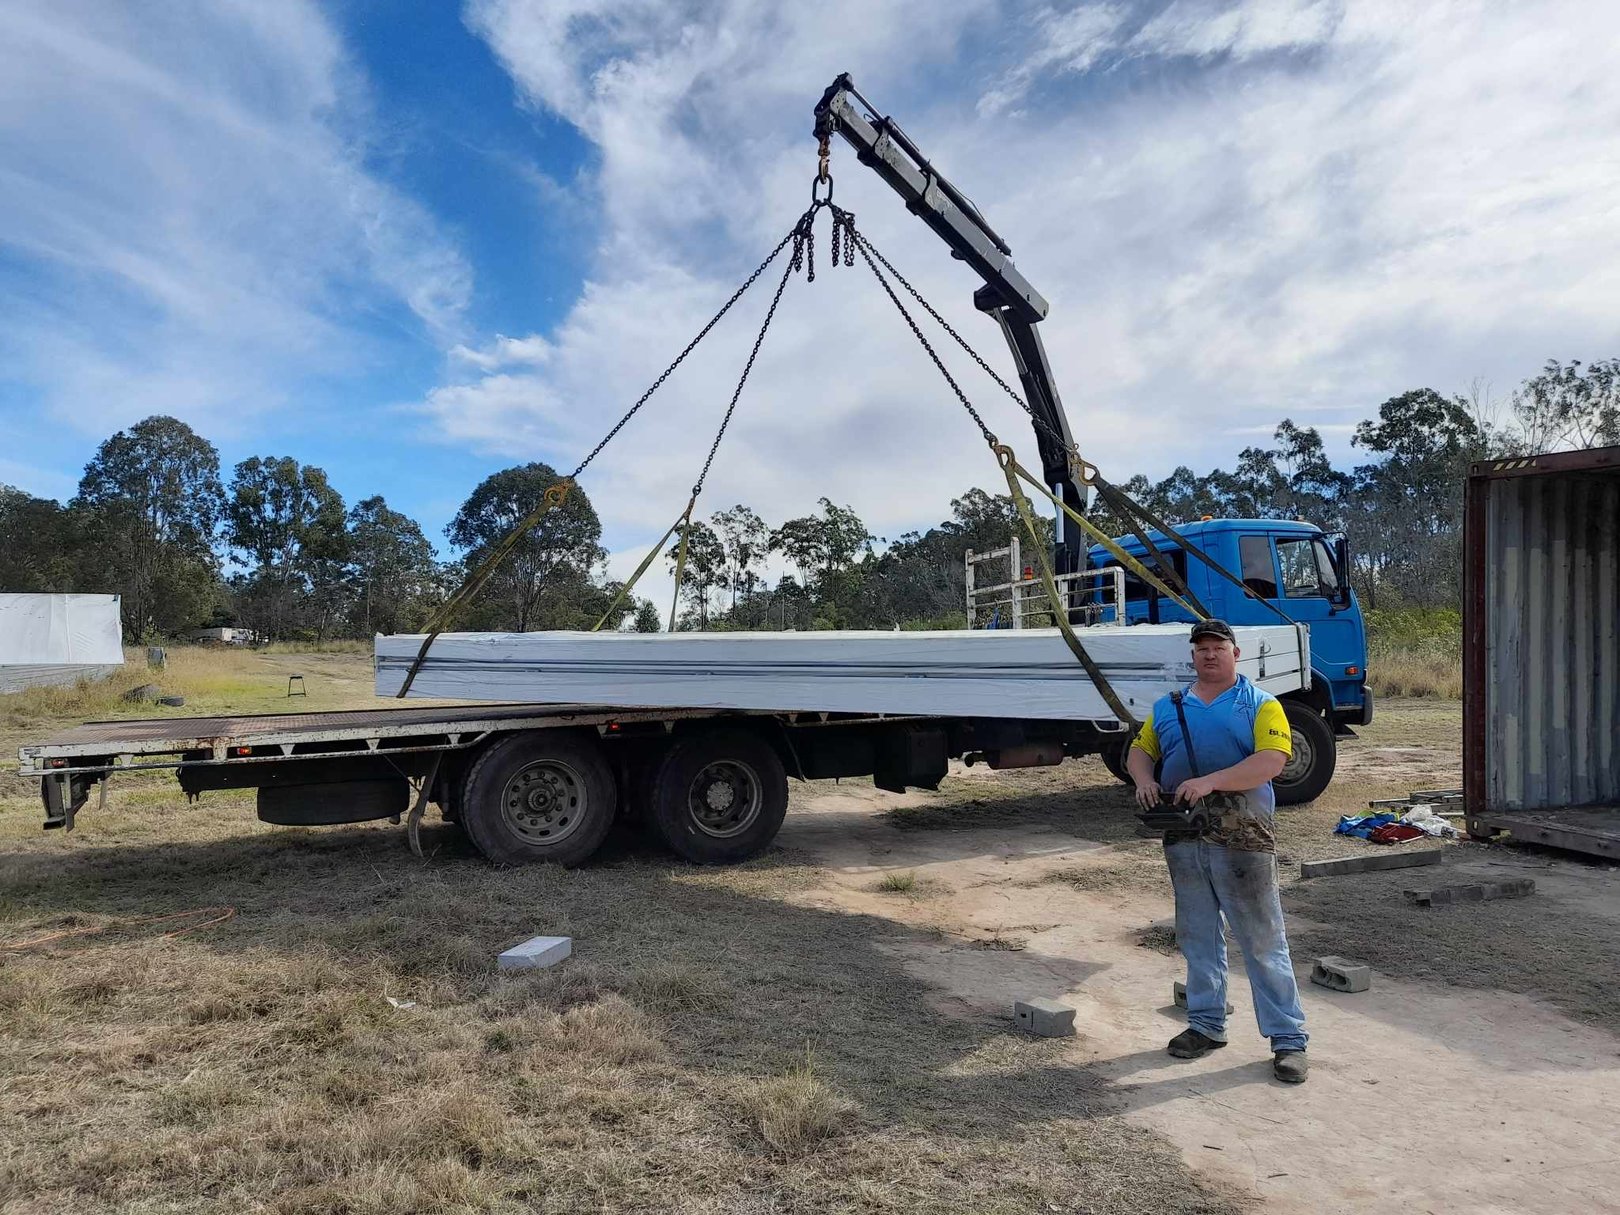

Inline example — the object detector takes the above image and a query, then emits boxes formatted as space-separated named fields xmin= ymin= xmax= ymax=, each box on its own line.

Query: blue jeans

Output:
xmin=1165 ymin=838 xmax=1308 ymax=1053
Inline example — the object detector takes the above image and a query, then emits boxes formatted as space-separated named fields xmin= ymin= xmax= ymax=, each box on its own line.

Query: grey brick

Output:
xmin=1014 ymin=997 xmax=1076 ymax=1037
xmin=1173 ymin=980 xmax=1233 ymax=1013
xmin=1309 ymin=955 xmax=1371 ymax=993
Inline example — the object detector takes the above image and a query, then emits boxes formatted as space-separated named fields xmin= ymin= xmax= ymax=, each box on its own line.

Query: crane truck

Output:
xmin=18 ymin=76 xmax=1352 ymax=867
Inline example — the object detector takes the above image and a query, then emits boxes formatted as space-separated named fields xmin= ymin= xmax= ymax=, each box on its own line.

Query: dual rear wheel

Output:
xmin=455 ymin=727 xmax=788 ymax=867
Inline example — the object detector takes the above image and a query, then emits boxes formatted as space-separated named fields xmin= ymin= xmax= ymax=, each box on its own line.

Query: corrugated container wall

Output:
xmin=1465 ymin=448 xmax=1620 ymax=813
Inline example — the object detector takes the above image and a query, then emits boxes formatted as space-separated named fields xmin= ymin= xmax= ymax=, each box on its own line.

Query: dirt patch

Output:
xmin=776 ymin=698 xmax=1620 ymax=1214
xmin=1133 ymin=924 xmax=1179 ymax=955
xmin=1284 ymin=846 xmax=1620 ymax=1034
xmin=1041 ymin=851 xmax=1168 ymax=895
xmin=887 ymin=771 xmax=1149 ymax=844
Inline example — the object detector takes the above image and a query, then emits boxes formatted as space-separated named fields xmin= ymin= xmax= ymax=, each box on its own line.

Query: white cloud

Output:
xmin=979 ymin=5 xmax=1129 ymax=116
xmin=0 ymin=0 xmax=471 ymax=438
xmin=450 ymin=334 xmax=555 ymax=371
xmin=430 ymin=0 xmax=1620 ymax=561
xmin=1131 ymin=0 xmax=1341 ymax=60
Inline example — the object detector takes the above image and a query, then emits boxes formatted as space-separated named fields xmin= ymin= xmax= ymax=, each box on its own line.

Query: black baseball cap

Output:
xmin=1190 ymin=618 xmax=1236 ymax=644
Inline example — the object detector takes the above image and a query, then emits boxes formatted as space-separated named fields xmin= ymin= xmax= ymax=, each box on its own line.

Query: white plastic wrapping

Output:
xmin=0 ymin=593 xmax=124 ymax=693
xmin=375 ymin=623 xmax=1309 ymax=722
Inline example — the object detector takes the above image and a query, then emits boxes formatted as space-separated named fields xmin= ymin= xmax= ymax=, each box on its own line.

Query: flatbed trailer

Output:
xmin=17 ymin=638 xmax=1304 ymax=867
xmin=21 ymin=699 xmax=1136 ymax=866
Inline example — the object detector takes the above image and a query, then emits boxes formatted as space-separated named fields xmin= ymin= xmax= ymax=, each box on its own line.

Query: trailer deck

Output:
xmin=20 ymin=626 xmax=1318 ymax=866
xmin=19 ymin=702 xmax=822 ymax=776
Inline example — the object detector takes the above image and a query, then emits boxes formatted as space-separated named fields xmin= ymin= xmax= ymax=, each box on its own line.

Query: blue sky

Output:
xmin=3 ymin=0 xmax=1618 ymax=611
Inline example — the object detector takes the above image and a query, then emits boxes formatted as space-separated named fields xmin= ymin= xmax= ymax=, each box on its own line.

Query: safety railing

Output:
xmin=966 ymin=538 xmax=1126 ymax=629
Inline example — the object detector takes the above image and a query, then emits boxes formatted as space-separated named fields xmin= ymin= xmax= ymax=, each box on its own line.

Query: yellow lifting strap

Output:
xmin=591 ymin=496 xmax=696 ymax=633
xmin=667 ymin=505 xmax=696 ymax=632
xmin=394 ymin=479 xmax=574 ymax=698
xmin=997 ymin=451 xmax=1204 ymax=618
xmin=993 ymin=444 xmax=1139 ymax=729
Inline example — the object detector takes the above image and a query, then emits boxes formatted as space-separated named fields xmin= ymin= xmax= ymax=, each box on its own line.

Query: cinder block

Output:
xmin=1310 ymin=956 xmax=1371 ymax=993
xmin=1173 ymin=980 xmax=1234 ymax=1013
xmin=1014 ymin=997 xmax=1076 ymax=1037
xmin=1404 ymin=879 xmax=1534 ymax=907
xmin=498 ymin=935 xmax=572 ymax=971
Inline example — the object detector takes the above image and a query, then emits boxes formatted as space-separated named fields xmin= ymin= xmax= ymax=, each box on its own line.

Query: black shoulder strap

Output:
xmin=1169 ymin=690 xmax=1201 ymax=777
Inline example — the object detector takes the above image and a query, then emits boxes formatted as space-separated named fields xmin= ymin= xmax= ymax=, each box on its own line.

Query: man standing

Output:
xmin=1125 ymin=619 xmax=1309 ymax=1084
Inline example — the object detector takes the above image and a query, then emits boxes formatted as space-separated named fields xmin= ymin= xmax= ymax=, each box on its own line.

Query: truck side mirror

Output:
xmin=1333 ymin=537 xmax=1351 ymax=604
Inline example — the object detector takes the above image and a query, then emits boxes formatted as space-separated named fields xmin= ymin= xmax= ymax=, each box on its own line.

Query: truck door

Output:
xmin=1269 ymin=533 xmax=1360 ymax=702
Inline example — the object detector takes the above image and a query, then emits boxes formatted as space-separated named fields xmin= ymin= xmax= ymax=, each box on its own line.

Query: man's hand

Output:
xmin=1134 ymin=779 xmax=1162 ymax=809
xmin=1174 ymin=775 xmax=1219 ymax=805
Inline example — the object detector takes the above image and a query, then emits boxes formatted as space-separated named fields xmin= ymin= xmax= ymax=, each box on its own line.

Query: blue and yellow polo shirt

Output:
xmin=1130 ymin=675 xmax=1292 ymax=850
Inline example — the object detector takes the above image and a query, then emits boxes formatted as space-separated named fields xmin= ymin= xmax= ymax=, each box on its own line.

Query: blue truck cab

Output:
xmin=1088 ymin=518 xmax=1372 ymax=804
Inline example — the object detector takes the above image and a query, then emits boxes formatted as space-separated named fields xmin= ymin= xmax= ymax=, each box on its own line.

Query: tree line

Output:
xmin=670 ymin=357 xmax=1618 ymax=625
xmin=0 ymin=417 xmax=660 ymax=642
xmin=1 ymin=357 xmax=1612 ymax=640
xmin=1088 ymin=359 xmax=1616 ymax=610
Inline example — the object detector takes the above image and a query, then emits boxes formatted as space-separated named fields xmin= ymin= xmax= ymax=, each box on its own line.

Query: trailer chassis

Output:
xmin=23 ymin=701 xmax=1127 ymax=866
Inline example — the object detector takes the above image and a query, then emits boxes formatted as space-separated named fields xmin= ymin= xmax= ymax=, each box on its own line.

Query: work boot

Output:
xmin=1273 ymin=1050 xmax=1308 ymax=1084
xmin=1167 ymin=1028 xmax=1227 ymax=1059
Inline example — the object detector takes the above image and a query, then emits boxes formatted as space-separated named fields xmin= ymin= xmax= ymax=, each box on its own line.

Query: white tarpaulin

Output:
xmin=375 ymin=624 xmax=1309 ymax=722
xmin=0 ymin=594 xmax=124 ymax=693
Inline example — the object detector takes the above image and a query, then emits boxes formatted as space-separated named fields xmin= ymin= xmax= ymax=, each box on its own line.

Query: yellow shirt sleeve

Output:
xmin=1131 ymin=715 xmax=1161 ymax=761
xmin=1254 ymin=698 xmax=1292 ymax=756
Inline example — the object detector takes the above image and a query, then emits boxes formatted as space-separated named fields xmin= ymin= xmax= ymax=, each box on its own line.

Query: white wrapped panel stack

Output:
xmin=376 ymin=624 xmax=1308 ymax=723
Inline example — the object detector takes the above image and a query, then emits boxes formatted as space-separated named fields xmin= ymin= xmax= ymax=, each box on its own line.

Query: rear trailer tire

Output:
xmin=1274 ymin=702 xmax=1336 ymax=806
xmin=460 ymin=732 xmax=617 ymax=866
xmin=649 ymin=728 xmax=788 ymax=864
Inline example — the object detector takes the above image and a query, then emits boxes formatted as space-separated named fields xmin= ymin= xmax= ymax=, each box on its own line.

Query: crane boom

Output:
xmin=814 ymin=72 xmax=1087 ymax=576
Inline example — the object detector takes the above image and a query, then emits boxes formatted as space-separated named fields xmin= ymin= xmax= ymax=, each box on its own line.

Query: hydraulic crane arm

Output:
xmin=814 ymin=72 xmax=1087 ymax=575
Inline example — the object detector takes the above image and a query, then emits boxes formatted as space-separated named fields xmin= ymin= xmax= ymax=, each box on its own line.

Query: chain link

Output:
xmin=692 ymin=245 xmax=800 ymax=495
xmin=846 ymin=227 xmax=1080 ymax=465
xmin=842 ymin=211 xmax=999 ymax=447
xmin=570 ymin=220 xmax=806 ymax=480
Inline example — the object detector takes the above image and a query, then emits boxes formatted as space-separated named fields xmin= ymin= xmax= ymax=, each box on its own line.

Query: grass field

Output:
xmin=1364 ymin=607 xmax=1463 ymax=699
xmin=0 ymin=648 xmax=1231 ymax=1214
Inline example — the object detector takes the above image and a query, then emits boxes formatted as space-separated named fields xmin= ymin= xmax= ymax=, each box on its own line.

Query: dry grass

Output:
xmin=258 ymin=639 xmax=373 ymax=656
xmin=1367 ymin=644 xmax=1462 ymax=699
xmin=1042 ymin=850 xmax=1166 ymax=895
xmin=740 ymin=1052 xmax=858 ymax=1156
xmin=1133 ymin=924 xmax=1179 ymax=955
xmin=873 ymin=869 xmax=919 ymax=892
xmin=0 ymin=646 xmax=1237 ymax=1215
xmin=0 ymin=645 xmax=382 ymax=748
xmin=1366 ymin=608 xmax=1463 ymax=699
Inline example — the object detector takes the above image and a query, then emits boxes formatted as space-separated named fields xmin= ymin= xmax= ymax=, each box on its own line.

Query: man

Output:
xmin=1125 ymin=618 xmax=1309 ymax=1084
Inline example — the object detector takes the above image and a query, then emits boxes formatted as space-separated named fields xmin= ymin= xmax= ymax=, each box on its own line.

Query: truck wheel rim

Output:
xmin=502 ymin=760 xmax=586 ymax=845
xmin=1279 ymin=733 xmax=1313 ymax=787
xmin=688 ymin=760 xmax=762 ymax=838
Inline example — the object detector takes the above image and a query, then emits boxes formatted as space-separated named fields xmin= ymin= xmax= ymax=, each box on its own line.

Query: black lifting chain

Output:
xmin=694 ymin=187 xmax=857 ymax=495
xmin=842 ymin=218 xmax=1001 ymax=448
xmin=571 ymin=220 xmax=805 ymax=481
xmin=840 ymin=217 xmax=1229 ymax=620
xmin=843 ymin=224 xmax=1072 ymax=463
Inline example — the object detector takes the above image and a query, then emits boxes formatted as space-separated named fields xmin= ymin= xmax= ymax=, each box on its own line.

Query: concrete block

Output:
xmin=1173 ymin=981 xmax=1234 ymax=1013
xmin=498 ymin=935 xmax=572 ymax=971
xmin=1014 ymin=997 xmax=1076 ymax=1037
xmin=1310 ymin=956 xmax=1371 ymax=993
xmin=1404 ymin=879 xmax=1534 ymax=907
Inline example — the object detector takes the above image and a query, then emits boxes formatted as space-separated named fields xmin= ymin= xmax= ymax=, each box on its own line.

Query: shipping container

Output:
xmin=1464 ymin=446 xmax=1620 ymax=858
